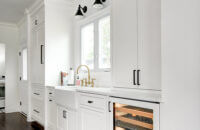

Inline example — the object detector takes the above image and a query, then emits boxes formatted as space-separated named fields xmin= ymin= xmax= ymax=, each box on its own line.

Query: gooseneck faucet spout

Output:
xmin=76 ymin=65 xmax=91 ymax=85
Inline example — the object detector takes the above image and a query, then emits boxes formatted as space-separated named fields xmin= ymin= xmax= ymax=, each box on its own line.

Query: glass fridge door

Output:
xmin=114 ymin=103 xmax=154 ymax=130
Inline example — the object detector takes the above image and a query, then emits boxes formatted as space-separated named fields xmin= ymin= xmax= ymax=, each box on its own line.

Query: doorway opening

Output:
xmin=0 ymin=43 xmax=5 ymax=113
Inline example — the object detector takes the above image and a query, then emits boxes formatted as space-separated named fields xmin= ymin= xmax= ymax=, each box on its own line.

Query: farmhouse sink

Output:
xmin=55 ymin=86 xmax=79 ymax=109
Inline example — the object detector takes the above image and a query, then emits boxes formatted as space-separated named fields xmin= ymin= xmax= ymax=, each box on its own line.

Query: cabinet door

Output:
xmin=47 ymin=98 xmax=56 ymax=129
xmin=112 ymin=0 xmax=138 ymax=88
xmin=79 ymin=107 xmax=107 ymax=130
xmin=31 ymin=24 xmax=45 ymax=85
xmin=30 ymin=27 xmax=37 ymax=84
xmin=137 ymin=0 xmax=161 ymax=90
xmin=57 ymin=106 xmax=68 ymax=130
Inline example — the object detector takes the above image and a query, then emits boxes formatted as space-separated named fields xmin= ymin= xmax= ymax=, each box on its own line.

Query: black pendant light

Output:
xmin=75 ymin=5 xmax=88 ymax=19
xmin=93 ymin=0 xmax=106 ymax=9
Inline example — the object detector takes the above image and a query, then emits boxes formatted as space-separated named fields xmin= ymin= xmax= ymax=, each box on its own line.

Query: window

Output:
xmin=81 ymin=23 xmax=95 ymax=69
xmin=81 ymin=16 xmax=111 ymax=71
xmin=22 ymin=48 xmax=27 ymax=80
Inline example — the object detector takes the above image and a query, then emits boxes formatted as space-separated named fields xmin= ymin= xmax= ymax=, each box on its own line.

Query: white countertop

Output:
xmin=53 ymin=85 xmax=162 ymax=103
xmin=76 ymin=87 xmax=162 ymax=103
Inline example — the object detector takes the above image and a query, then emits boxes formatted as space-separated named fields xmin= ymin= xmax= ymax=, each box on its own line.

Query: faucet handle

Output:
xmin=84 ymin=78 xmax=88 ymax=86
xmin=91 ymin=78 xmax=96 ymax=87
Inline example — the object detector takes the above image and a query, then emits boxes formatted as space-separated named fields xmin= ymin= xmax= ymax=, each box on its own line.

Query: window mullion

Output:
xmin=94 ymin=20 xmax=99 ymax=71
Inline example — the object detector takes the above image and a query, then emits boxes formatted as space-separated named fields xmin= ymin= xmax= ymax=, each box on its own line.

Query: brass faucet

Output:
xmin=77 ymin=65 xmax=95 ymax=87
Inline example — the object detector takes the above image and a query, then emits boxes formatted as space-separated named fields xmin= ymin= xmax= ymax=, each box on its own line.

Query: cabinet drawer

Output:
xmin=79 ymin=93 xmax=107 ymax=110
xmin=47 ymin=88 xmax=55 ymax=98
xmin=31 ymin=99 xmax=44 ymax=123
xmin=32 ymin=85 xmax=44 ymax=101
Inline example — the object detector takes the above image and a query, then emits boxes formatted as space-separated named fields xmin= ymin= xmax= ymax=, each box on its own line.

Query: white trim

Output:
xmin=17 ymin=16 xmax=26 ymax=28
xmin=0 ymin=22 xmax=17 ymax=29
xmin=28 ymin=0 xmax=44 ymax=16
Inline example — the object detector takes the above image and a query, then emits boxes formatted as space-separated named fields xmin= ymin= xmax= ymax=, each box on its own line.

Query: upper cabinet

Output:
xmin=29 ymin=0 xmax=74 ymax=86
xmin=112 ymin=0 xmax=161 ymax=91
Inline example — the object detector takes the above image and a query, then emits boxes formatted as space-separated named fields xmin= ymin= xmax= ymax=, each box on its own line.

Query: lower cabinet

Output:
xmin=79 ymin=107 xmax=107 ymax=130
xmin=57 ymin=105 xmax=76 ymax=130
xmin=31 ymin=84 xmax=45 ymax=125
xmin=46 ymin=87 xmax=56 ymax=130
xmin=78 ymin=92 xmax=108 ymax=130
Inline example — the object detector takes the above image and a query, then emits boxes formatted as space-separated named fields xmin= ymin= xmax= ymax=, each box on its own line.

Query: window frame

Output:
xmin=78 ymin=8 xmax=111 ymax=72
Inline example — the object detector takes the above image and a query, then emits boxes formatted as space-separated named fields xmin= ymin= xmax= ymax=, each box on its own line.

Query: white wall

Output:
xmin=0 ymin=23 xmax=20 ymax=113
xmin=45 ymin=2 xmax=74 ymax=86
xmin=0 ymin=43 xmax=5 ymax=77
xmin=160 ymin=0 xmax=200 ymax=129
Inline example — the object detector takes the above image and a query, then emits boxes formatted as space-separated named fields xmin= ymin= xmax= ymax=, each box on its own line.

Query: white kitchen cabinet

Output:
xmin=78 ymin=93 xmax=108 ymax=130
xmin=57 ymin=105 xmax=76 ymax=130
xmin=28 ymin=0 xmax=74 ymax=127
xmin=79 ymin=107 xmax=107 ymax=130
xmin=46 ymin=87 xmax=56 ymax=130
xmin=31 ymin=84 xmax=45 ymax=125
xmin=29 ymin=0 xmax=73 ymax=86
xmin=112 ymin=0 xmax=161 ymax=90
xmin=57 ymin=106 xmax=68 ymax=130
xmin=31 ymin=97 xmax=45 ymax=125
xmin=112 ymin=0 xmax=138 ymax=89
xmin=30 ymin=23 xmax=45 ymax=85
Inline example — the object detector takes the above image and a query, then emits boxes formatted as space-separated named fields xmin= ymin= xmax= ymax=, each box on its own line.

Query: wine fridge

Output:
xmin=109 ymin=97 xmax=160 ymax=130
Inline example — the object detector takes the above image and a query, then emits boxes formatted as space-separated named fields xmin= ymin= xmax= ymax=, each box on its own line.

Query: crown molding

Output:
xmin=17 ymin=16 xmax=26 ymax=27
xmin=28 ymin=0 xmax=44 ymax=16
xmin=0 ymin=22 xmax=17 ymax=29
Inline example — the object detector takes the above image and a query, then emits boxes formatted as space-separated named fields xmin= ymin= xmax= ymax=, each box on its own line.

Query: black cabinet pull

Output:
xmin=108 ymin=101 xmax=111 ymax=112
xmin=133 ymin=70 xmax=136 ymax=85
xmin=63 ymin=110 xmax=67 ymax=119
xmin=35 ymin=20 xmax=38 ymax=25
xmin=49 ymin=99 xmax=52 ymax=102
xmin=88 ymin=101 xmax=93 ymax=104
xmin=33 ymin=109 xmax=40 ymax=113
xmin=49 ymin=92 xmax=52 ymax=95
xmin=34 ymin=93 xmax=40 ymax=96
xmin=137 ymin=70 xmax=140 ymax=85
xmin=41 ymin=45 xmax=44 ymax=64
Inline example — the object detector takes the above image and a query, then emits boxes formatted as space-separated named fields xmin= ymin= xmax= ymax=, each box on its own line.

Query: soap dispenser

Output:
xmin=68 ymin=68 xmax=75 ymax=86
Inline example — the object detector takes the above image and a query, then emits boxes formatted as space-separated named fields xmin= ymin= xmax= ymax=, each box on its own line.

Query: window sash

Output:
xmin=80 ymin=14 xmax=111 ymax=72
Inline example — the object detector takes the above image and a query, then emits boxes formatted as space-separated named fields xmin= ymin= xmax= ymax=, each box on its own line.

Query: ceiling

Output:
xmin=0 ymin=0 xmax=35 ymax=24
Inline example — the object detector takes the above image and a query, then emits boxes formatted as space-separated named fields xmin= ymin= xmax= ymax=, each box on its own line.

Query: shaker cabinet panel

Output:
xmin=79 ymin=107 xmax=107 ymax=130
xmin=112 ymin=0 xmax=161 ymax=90
xmin=137 ymin=0 xmax=161 ymax=90
xmin=30 ymin=23 xmax=45 ymax=85
xmin=112 ymin=0 xmax=138 ymax=88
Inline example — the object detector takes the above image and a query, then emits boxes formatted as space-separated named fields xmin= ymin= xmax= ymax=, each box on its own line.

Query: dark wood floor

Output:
xmin=0 ymin=112 xmax=36 ymax=130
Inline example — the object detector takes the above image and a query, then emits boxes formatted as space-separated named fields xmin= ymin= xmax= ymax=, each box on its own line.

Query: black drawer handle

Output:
xmin=49 ymin=99 xmax=52 ymax=102
xmin=33 ymin=109 xmax=40 ymax=113
xmin=133 ymin=70 xmax=136 ymax=85
xmin=35 ymin=20 xmax=38 ymax=25
xmin=108 ymin=101 xmax=111 ymax=112
xmin=137 ymin=70 xmax=140 ymax=85
xmin=33 ymin=93 xmax=40 ymax=96
xmin=88 ymin=101 xmax=93 ymax=104
xmin=41 ymin=45 xmax=44 ymax=64
xmin=49 ymin=92 xmax=52 ymax=95
xmin=63 ymin=110 xmax=67 ymax=119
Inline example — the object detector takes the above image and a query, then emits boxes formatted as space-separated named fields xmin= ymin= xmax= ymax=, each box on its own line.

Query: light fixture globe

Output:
xmin=93 ymin=0 xmax=106 ymax=9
